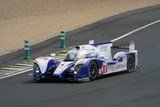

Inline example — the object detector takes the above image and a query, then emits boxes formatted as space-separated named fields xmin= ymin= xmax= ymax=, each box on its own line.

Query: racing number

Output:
xmin=102 ymin=65 xmax=108 ymax=74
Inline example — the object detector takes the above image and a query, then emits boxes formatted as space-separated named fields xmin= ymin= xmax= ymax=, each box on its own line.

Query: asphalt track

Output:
xmin=0 ymin=5 xmax=160 ymax=107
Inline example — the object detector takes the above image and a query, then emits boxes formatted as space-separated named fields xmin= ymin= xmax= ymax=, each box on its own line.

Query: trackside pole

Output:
xmin=60 ymin=31 xmax=66 ymax=48
xmin=24 ymin=40 xmax=30 ymax=61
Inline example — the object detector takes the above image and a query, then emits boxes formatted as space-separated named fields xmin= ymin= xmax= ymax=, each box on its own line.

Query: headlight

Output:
xmin=74 ymin=64 xmax=83 ymax=73
xmin=35 ymin=69 xmax=40 ymax=73
xmin=33 ymin=64 xmax=40 ymax=73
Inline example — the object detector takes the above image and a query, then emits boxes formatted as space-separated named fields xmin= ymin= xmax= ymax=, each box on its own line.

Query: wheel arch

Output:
xmin=34 ymin=57 xmax=56 ymax=74
xmin=85 ymin=59 xmax=101 ymax=70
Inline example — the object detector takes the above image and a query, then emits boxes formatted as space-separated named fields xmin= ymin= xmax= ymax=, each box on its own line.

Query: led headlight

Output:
xmin=70 ymin=67 xmax=74 ymax=71
xmin=74 ymin=71 xmax=77 ymax=74
xmin=35 ymin=69 xmax=40 ymax=73
xmin=33 ymin=64 xmax=40 ymax=73
xmin=74 ymin=64 xmax=83 ymax=73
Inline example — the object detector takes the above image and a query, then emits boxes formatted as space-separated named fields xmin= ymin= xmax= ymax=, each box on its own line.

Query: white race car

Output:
xmin=33 ymin=41 xmax=139 ymax=82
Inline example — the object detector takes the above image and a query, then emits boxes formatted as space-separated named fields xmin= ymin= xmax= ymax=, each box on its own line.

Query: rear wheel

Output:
xmin=89 ymin=61 xmax=98 ymax=80
xmin=127 ymin=55 xmax=135 ymax=73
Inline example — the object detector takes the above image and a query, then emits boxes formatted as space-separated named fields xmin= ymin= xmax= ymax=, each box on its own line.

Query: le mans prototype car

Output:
xmin=33 ymin=41 xmax=139 ymax=82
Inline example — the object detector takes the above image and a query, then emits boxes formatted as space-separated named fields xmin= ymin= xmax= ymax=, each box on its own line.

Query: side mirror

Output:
xmin=50 ymin=53 xmax=56 ymax=57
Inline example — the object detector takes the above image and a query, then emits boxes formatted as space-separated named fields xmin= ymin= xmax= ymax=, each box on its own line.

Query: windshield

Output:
xmin=64 ymin=50 xmax=99 ymax=61
xmin=64 ymin=50 xmax=78 ymax=61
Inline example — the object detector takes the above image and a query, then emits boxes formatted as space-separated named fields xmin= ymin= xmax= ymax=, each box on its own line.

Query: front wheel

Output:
xmin=89 ymin=61 xmax=98 ymax=80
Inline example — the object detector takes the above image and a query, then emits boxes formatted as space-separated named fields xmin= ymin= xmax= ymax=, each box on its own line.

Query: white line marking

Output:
xmin=111 ymin=20 xmax=160 ymax=42
xmin=0 ymin=68 xmax=32 ymax=80
xmin=0 ymin=20 xmax=160 ymax=80
xmin=0 ymin=57 xmax=64 ymax=80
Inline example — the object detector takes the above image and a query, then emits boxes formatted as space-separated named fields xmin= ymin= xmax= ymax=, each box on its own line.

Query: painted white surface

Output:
xmin=53 ymin=61 xmax=72 ymax=75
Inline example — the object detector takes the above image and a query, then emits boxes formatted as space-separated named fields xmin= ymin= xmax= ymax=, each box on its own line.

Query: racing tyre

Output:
xmin=89 ymin=61 xmax=98 ymax=80
xmin=127 ymin=55 xmax=135 ymax=73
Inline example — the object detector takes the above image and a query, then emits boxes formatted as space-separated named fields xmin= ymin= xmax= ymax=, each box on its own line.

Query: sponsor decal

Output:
xmin=99 ymin=45 xmax=107 ymax=51
xmin=116 ymin=63 xmax=126 ymax=69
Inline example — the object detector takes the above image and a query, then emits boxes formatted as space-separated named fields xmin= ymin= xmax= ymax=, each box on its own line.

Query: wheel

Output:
xmin=33 ymin=63 xmax=42 ymax=82
xmin=33 ymin=77 xmax=42 ymax=82
xmin=89 ymin=61 xmax=98 ymax=80
xmin=127 ymin=55 xmax=135 ymax=73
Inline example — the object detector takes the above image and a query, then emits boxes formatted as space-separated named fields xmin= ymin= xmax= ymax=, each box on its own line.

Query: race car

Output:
xmin=33 ymin=41 xmax=139 ymax=82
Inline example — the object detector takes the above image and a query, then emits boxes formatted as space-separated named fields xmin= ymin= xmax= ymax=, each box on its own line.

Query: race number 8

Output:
xmin=102 ymin=65 xmax=108 ymax=74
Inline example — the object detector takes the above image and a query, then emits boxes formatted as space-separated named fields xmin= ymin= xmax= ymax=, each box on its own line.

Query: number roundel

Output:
xmin=102 ymin=65 xmax=108 ymax=74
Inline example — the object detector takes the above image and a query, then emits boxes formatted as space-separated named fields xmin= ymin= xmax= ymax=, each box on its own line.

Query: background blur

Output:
xmin=0 ymin=0 xmax=159 ymax=56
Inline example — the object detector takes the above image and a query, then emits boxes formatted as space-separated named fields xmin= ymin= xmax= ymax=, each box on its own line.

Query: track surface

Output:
xmin=0 ymin=5 xmax=160 ymax=107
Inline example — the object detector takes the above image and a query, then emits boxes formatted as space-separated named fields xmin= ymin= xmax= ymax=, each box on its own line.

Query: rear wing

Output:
xmin=92 ymin=40 xmax=136 ymax=60
xmin=112 ymin=41 xmax=136 ymax=52
xmin=112 ymin=46 xmax=129 ymax=49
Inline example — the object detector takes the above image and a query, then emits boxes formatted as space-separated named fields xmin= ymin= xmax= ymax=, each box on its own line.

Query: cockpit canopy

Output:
xmin=64 ymin=50 xmax=100 ymax=61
